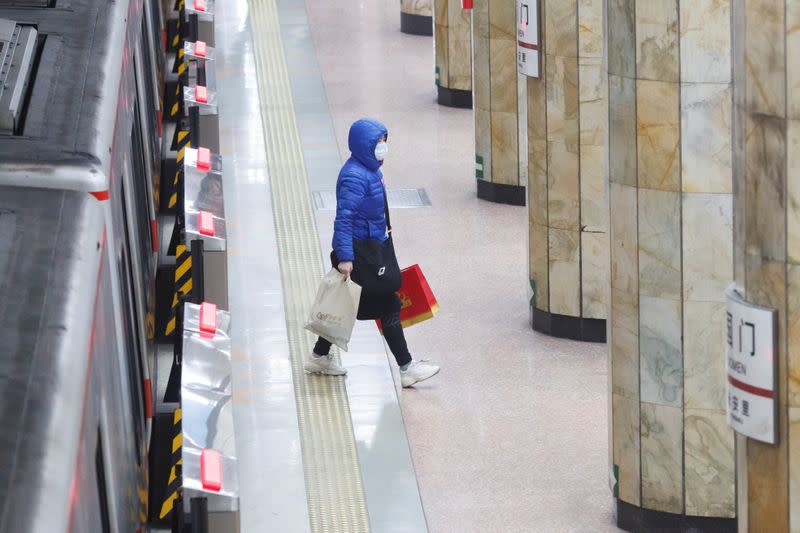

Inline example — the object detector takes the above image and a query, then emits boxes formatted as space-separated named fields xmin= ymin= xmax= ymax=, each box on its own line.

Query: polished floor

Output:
xmin=220 ymin=0 xmax=622 ymax=531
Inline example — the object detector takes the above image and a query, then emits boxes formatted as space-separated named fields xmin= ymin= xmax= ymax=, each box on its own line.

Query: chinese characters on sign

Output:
xmin=725 ymin=285 xmax=777 ymax=444
xmin=516 ymin=0 xmax=540 ymax=78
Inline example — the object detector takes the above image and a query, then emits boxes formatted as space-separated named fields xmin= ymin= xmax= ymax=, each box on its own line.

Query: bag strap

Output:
xmin=383 ymin=186 xmax=392 ymax=233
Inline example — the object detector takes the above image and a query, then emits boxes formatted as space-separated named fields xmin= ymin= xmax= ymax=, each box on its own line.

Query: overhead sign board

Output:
xmin=725 ymin=285 xmax=778 ymax=444
xmin=516 ymin=0 xmax=540 ymax=78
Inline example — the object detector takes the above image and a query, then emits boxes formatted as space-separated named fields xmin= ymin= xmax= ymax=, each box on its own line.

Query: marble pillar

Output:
xmin=401 ymin=0 xmax=433 ymax=36
xmin=731 ymin=2 xmax=800 ymax=532
xmin=608 ymin=1 xmax=736 ymax=529
xmin=472 ymin=0 xmax=525 ymax=205
xmin=527 ymin=0 xmax=607 ymax=342
xmin=434 ymin=0 xmax=472 ymax=108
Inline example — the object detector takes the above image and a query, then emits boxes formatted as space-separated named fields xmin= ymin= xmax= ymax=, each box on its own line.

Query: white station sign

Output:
xmin=516 ymin=0 xmax=540 ymax=78
xmin=725 ymin=285 xmax=778 ymax=444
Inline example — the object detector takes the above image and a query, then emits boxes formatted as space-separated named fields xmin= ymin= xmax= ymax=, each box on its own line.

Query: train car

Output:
xmin=0 ymin=0 xmax=167 ymax=530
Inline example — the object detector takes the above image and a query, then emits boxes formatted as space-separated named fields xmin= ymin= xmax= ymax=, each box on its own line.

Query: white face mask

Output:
xmin=375 ymin=141 xmax=388 ymax=161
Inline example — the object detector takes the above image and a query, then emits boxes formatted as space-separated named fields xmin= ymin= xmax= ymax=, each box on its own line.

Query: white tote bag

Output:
xmin=304 ymin=268 xmax=362 ymax=351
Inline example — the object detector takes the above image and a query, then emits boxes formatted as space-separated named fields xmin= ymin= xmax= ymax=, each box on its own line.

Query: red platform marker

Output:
xmin=195 ymin=0 xmax=207 ymax=12
xmin=200 ymin=449 xmax=223 ymax=492
xmin=195 ymin=85 xmax=208 ymax=104
xmin=198 ymin=210 xmax=215 ymax=237
xmin=199 ymin=302 xmax=217 ymax=337
xmin=195 ymin=40 xmax=207 ymax=57
xmin=462 ymin=0 xmax=473 ymax=9
xmin=197 ymin=147 xmax=211 ymax=171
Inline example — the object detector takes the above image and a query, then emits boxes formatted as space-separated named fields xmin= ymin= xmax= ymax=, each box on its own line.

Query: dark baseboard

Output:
xmin=616 ymin=500 xmax=736 ymax=533
xmin=437 ymin=85 xmax=472 ymax=108
xmin=531 ymin=306 xmax=607 ymax=343
xmin=476 ymin=179 xmax=526 ymax=206
xmin=400 ymin=12 xmax=433 ymax=36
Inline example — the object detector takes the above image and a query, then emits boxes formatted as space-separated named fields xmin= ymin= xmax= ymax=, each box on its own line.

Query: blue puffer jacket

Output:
xmin=332 ymin=118 xmax=389 ymax=262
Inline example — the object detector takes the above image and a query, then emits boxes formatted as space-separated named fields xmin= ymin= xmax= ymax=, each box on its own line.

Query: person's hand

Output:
xmin=338 ymin=261 xmax=354 ymax=278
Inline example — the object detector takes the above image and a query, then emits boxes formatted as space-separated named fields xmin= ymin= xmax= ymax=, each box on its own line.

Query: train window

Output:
xmin=131 ymin=100 xmax=153 ymax=276
xmin=118 ymin=186 xmax=145 ymax=465
xmin=95 ymin=429 xmax=111 ymax=533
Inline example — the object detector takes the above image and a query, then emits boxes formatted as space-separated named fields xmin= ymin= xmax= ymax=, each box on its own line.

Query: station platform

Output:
xmin=215 ymin=0 xmax=617 ymax=531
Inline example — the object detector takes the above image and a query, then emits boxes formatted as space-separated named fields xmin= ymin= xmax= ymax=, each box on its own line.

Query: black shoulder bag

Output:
xmin=333 ymin=187 xmax=402 ymax=294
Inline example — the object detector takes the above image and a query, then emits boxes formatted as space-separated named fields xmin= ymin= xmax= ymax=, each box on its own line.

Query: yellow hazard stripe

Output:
xmin=177 ymin=130 xmax=189 ymax=143
xmin=177 ymin=62 xmax=186 ymax=76
xmin=172 ymin=34 xmax=180 ymax=47
xmin=175 ymin=257 xmax=192 ymax=281
xmin=165 ymin=316 xmax=176 ymax=336
xmin=168 ymin=192 xmax=178 ymax=209
xmin=170 ymin=101 xmax=180 ymax=117
xmin=174 ymin=408 xmax=182 ymax=424
xmin=177 ymin=147 xmax=185 ymax=163
xmin=172 ymin=433 xmax=182 ymax=454
xmin=160 ymin=491 xmax=178 ymax=519
xmin=177 ymin=279 xmax=193 ymax=299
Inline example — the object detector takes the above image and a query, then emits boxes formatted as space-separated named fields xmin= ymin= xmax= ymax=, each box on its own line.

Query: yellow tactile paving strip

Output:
xmin=248 ymin=0 xmax=370 ymax=531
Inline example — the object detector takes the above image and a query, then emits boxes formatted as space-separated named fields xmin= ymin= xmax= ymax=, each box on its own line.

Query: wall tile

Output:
xmin=684 ymin=301 xmax=727 ymax=411
xmin=789 ymin=120 xmax=800 ymax=264
xmin=448 ymin=29 xmax=472 ymax=91
xmin=610 ymin=183 xmax=638 ymax=293
xmin=473 ymin=0 xmax=489 ymax=39
xmin=789 ymin=1 xmax=800 ymax=119
xmin=609 ymin=75 xmax=637 ymax=186
xmin=580 ymin=144 xmax=606 ymax=232
xmin=435 ymin=23 xmax=450 ymax=87
xmin=612 ymin=287 xmax=639 ymax=398
xmin=434 ymin=0 xmax=447 ymax=23
xmin=744 ymin=114 xmax=787 ymax=262
xmin=489 ymin=38 xmax=518 ymax=113
xmin=679 ymin=0 xmax=732 ymax=84
xmin=488 ymin=0 xmax=515 ymax=40
xmin=578 ymin=0 xmax=603 ymax=58
xmin=640 ymin=295 xmax=682 ymax=407
xmin=638 ymin=189 xmax=681 ymax=299
xmin=579 ymin=57 xmax=606 ymax=147
xmin=608 ymin=0 xmax=635 ymax=78
xmin=684 ymin=409 xmax=736 ymax=518
xmin=474 ymin=107 xmax=492 ymax=182
xmin=402 ymin=0 xmax=432 ymax=16
xmin=637 ymin=80 xmax=680 ymax=192
xmin=635 ymin=0 xmax=679 ymax=82
xmin=472 ymin=34 xmax=491 ymax=112
xmin=544 ymin=0 xmax=578 ymax=58
xmin=548 ymin=228 xmax=581 ymax=316
xmin=744 ymin=0 xmax=786 ymax=117
xmin=682 ymin=192 xmax=733 ymax=302
xmin=530 ymin=221 xmax=549 ymax=311
xmin=582 ymin=231 xmax=609 ymax=320
xmin=547 ymin=141 xmax=579 ymax=230
xmin=546 ymin=55 xmax=579 ymax=149
xmin=791 ymin=408 xmax=800 ymax=532
xmin=788 ymin=264 xmax=800 ymax=406
xmin=613 ymin=393 xmax=641 ymax=506
xmin=681 ymin=83 xmax=733 ymax=194
xmin=641 ymin=402 xmax=683 ymax=513
xmin=490 ymin=111 xmax=519 ymax=185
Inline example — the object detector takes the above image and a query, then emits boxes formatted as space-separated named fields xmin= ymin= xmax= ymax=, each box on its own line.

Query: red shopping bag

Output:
xmin=377 ymin=264 xmax=439 ymax=332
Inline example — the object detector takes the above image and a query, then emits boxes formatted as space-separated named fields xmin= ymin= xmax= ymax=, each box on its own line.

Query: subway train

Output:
xmin=0 ymin=0 xmax=167 ymax=531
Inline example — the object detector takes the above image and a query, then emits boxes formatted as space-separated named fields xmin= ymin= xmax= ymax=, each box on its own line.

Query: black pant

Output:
xmin=313 ymin=306 xmax=412 ymax=367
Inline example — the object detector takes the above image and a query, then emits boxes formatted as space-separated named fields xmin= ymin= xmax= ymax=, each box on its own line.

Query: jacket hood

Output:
xmin=348 ymin=118 xmax=388 ymax=171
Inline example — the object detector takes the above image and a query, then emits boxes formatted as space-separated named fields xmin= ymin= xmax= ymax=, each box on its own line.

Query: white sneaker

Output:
xmin=400 ymin=360 xmax=440 ymax=388
xmin=304 ymin=353 xmax=347 ymax=376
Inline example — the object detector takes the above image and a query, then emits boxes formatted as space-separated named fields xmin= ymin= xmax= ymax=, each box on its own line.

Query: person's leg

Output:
xmin=313 ymin=337 xmax=332 ymax=356
xmin=304 ymin=336 xmax=346 ymax=375
xmin=380 ymin=310 xmax=412 ymax=368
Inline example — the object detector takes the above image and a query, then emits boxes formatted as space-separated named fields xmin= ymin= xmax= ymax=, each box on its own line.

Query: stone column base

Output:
xmin=616 ymin=500 xmax=736 ymax=533
xmin=476 ymin=180 xmax=525 ymax=206
xmin=530 ymin=307 xmax=606 ymax=343
xmin=437 ymin=86 xmax=472 ymax=108
xmin=400 ymin=13 xmax=433 ymax=36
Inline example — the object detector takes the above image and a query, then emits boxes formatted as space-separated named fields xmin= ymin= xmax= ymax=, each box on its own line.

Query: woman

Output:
xmin=305 ymin=118 xmax=440 ymax=388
